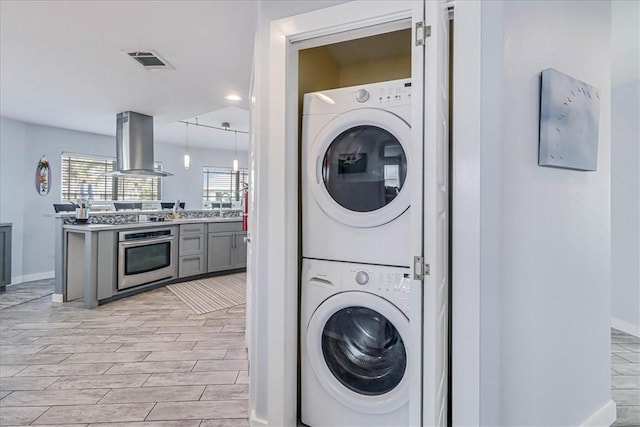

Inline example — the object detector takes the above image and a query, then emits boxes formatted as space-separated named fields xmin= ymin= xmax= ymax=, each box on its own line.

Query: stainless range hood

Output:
xmin=111 ymin=111 xmax=172 ymax=177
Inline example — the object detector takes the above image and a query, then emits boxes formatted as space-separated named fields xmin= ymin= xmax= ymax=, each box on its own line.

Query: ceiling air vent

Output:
xmin=125 ymin=50 xmax=173 ymax=70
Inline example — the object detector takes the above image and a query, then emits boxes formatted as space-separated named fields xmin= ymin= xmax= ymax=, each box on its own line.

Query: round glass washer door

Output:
xmin=306 ymin=291 xmax=410 ymax=414
xmin=308 ymin=108 xmax=411 ymax=228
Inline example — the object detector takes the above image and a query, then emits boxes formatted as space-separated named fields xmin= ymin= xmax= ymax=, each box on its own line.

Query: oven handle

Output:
xmin=119 ymin=236 xmax=174 ymax=247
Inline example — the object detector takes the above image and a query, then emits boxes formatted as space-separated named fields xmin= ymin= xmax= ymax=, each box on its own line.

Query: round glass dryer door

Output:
xmin=309 ymin=109 xmax=411 ymax=228
xmin=322 ymin=126 xmax=407 ymax=213
xmin=306 ymin=291 xmax=410 ymax=414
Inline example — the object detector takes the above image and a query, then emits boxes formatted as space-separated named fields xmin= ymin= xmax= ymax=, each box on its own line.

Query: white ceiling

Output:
xmin=0 ymin=0 xmax=260 ymax=150
xmin=0 ymin=0 xmax=356 ymax=151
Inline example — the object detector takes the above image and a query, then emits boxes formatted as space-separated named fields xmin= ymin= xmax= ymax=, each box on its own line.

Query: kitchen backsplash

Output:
xmin=61 ymin=209 xmax=242 ymax=225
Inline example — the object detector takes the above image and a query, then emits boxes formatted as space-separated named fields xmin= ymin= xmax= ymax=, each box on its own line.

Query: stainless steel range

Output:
xmin=117 ymin=228 xmax=176 ymax=290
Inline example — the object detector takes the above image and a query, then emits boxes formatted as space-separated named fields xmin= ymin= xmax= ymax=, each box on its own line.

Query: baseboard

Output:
xmin=612 ymin=317 xmax=640 ymax=338
xmin=250 ymin=410 xmax=268 ymax=426
xmin=10 ymin=271 xmax=54 ymax=285
xmin=51 ymin=294 xmax=63 ymax=303
xmin=580 ymin=399 xmax=616 ymax=427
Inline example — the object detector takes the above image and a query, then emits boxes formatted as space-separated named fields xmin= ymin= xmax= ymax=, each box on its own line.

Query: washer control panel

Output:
xmin=345 ymin=264 xmax=411 ymax=315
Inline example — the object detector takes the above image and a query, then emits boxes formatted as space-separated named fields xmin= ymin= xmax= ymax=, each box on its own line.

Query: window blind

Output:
xmin=202 ymin=167 xmax=248 ymax=202
xmin=61 ymin=153 xmax=162 ymax=201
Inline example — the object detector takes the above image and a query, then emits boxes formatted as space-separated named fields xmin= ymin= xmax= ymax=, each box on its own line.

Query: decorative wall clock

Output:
xmin=36 ymin=155 xmax=51 ymax=196
xmin=539 ymin=68 xmax=600 ymax=171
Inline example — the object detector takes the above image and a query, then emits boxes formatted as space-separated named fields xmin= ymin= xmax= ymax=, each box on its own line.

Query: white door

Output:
xmin=407 ymin=1 xmax=450 ymax=426
xmin=420 ymin=1 xmax=450 ymax=425
xmin=404 ymin=2 xmax=428 ymax=425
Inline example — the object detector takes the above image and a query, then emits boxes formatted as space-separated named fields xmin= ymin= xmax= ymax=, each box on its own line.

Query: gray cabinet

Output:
xmin=233 ymin=231 xmax=247 ymax=269
xmin=207 ymin=232 xmax=235 ymax=272
xmin=0 ymin=224 xmax=12 ymax=290
xmin=178 ymin=223 xmax=206 ymax=278
xmin=207 ymin=221 xmax=246 ymax=273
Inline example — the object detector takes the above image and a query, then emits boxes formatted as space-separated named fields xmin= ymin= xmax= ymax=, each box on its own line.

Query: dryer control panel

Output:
xmin=353 ymin=82 xmax=412 ymax=106
xmin=303 ymin=78 xmax=412 ymax=115
xmin=371 ymin=83 xmax=412 ymax=105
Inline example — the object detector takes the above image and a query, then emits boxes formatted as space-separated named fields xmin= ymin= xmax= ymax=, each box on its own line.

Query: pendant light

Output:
xmin=221 ymin=122 xmax=237 ymax=171
xmin=183 ymin=121 xmax=190 ymax=170
xmin=233 ymin=130 xmax=239 ymax=172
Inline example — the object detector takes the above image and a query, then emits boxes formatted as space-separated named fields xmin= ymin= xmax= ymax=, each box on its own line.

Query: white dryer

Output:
xmin=301 ymin=258 xmax=413 ymax=427
xmin=302 ymin=79 xmax=412 ymax=267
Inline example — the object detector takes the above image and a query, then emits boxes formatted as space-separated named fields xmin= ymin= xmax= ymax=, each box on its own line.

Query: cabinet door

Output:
xmin=0 ymin=229 xmax=7 ymax=286
xmin=207 ymin=232 xmax=234 ymax=272
xmin=179 ymin=254 xmax=206 ymax=278
xmin=233 ymin=231 xmax=247 ymax=269
xmin=0 ymin=227 xmax=11 ymax=287
xmin=179 ymin=234 xmax=205 ymax=256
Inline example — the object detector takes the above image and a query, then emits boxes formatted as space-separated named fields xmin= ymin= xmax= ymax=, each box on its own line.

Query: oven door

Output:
xmin=118 ymin=236 xmax=175 ymax=290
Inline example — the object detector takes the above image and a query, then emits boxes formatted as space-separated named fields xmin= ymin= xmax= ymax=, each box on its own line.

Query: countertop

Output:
xmin=48 ymin=209 xmax=242 ymax=218
xmin=0 ymin=223 xmax=12 ymax=227
xmin=63 ymin=216 xmax=241 ymax=232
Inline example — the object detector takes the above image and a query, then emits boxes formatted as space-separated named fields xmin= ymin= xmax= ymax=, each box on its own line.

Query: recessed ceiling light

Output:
xmin=225 ymin=94 xmax=242 ymax=101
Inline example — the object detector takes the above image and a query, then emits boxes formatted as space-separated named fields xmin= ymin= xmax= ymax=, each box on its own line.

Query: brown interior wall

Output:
xmin=338 ymin=54 xmax=411 ymax=87
xmin=298 ymin=47 xmax=340 ymax=109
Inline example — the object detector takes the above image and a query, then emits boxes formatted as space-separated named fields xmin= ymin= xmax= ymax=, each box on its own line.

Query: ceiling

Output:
xmin=0 ymin=0 xmax=260 ymax=150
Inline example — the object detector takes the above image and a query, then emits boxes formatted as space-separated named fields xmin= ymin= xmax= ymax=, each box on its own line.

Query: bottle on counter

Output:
xmin=171 ymin=199 xmax=180 ymax=220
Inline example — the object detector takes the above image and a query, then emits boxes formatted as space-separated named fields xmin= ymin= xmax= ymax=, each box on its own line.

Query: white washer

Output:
xmin=302 ymin=79 xmax=412 ymax=267
xmin=301 ymin=258 xmax=412 ymax=427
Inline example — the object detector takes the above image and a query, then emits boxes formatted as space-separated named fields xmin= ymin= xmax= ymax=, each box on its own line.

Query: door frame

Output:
xmin=262 ymin=1 xmax=439 ymax=426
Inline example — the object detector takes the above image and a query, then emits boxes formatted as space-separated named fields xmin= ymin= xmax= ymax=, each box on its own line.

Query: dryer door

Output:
xmin=308 ymin=108 xmax=411 ymax=228
xmin=306 ymin=291 xmax=410 ymax=414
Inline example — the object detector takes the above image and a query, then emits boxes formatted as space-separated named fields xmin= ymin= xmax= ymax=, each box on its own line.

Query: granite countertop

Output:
xmin=63 ymin=216 xmax=241 ymax=232
xmin=48 ymin=209 xmax=242 ymax=218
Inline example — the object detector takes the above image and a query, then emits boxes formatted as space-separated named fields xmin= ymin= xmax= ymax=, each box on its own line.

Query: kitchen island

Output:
xmin=53 ymin=210 xmax=246 ymax=308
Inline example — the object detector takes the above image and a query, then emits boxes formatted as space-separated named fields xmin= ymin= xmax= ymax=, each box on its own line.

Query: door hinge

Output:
xmin=415 ymin=21 xmax=431 ymax=46
xmin=413 ymin=256 xmax=430 ymax=280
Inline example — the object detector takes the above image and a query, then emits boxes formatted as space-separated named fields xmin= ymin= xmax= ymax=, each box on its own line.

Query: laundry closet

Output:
xmin=296 ymin=24 xmax=443 ymax=427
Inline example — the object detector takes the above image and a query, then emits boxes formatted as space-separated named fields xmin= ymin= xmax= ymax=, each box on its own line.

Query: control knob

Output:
xmin=355 ymin=89 xmax=370 ymax=103
xmin=355 ymin=271 xmax=369 ymax=285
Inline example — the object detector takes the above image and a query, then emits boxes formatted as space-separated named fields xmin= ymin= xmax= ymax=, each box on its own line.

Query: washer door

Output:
xmin=308 ymin=108 xmax=411 ymax=228
xmin=306 ymin=291 xmax=409 ymax=414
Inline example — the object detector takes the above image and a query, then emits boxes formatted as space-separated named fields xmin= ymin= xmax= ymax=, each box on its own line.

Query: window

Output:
xmin=202 ymin=167 xmax=248 ymax=207
xmin=61 ymin=153 xmax=162 ymax=202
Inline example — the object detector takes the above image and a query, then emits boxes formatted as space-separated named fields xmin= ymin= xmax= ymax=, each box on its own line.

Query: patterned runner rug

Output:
xmin=167 ymin=272 xmax=246 ymax=314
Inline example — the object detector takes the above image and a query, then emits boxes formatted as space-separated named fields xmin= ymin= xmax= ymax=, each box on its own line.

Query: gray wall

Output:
xmin=478 ymin=1 xmax=612 ymax=425
xmin=0 ymin=118 xmax=26 ymax=283
xmin=611 ymin=0 xmax=640 ymax=336
xmin=0 ymin=116 xmax=247 ymax=283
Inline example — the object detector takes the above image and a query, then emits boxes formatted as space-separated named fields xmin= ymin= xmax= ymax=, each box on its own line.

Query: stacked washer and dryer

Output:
xmin=301 ymin=79 xmax=415 ymax=426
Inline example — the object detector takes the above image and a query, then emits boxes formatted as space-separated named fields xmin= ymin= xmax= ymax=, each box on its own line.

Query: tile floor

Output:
xmin=1 ymin=280 xmax=639 ymax=426
xmin=611 ymin=328 xmax=640 ymax=427
xmin=0 ymin=279 xmax=54 ymax=310
xmin=0 ymin=279 xmax=248 ymax=426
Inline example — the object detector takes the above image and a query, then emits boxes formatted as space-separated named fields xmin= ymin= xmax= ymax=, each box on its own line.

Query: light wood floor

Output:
xmin=0 ymin=279 xmax=248 ymax=426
